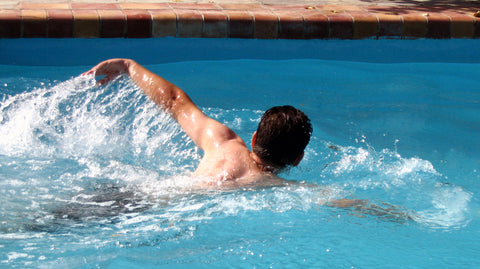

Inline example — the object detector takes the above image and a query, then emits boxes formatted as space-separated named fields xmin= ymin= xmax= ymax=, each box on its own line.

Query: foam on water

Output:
xmin=0 ymin=75 xmax=198 ymax=168
xmin=0 ymin=72 xmax=476 ymax=267
xmin=317 ymin=142 xmax=473 ymax=229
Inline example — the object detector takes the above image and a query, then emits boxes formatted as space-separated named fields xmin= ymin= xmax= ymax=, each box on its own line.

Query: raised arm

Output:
xmin=84 ymin=59 xmax=241 ymax=152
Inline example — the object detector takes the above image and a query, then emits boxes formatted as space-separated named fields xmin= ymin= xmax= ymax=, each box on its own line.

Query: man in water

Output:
xmin=81 ymin=59 xmax=412 ymax=221
xmin=84 ymin=59 xmax=312 ymax=187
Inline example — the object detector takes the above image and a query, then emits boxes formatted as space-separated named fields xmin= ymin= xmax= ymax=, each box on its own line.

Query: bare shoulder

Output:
xmin=193 ymin=134 xmax=252 ymax=180
xmin=210 ymin=119 xmax=244 ymax=145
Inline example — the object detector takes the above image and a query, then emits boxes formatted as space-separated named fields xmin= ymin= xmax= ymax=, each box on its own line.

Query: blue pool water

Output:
xmin=0 ymin=39 xmax=479 ymax=268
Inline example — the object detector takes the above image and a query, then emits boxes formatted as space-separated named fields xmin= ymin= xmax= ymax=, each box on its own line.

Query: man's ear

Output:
xmin=293 ymin=152 xmax=304 ymax=166
xmin=251 ymin=131 xmax=257 ymax=148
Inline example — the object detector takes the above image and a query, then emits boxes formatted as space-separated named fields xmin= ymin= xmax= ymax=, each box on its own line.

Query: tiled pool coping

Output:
xmin=1 ymin=2 xmax=479 ymax=39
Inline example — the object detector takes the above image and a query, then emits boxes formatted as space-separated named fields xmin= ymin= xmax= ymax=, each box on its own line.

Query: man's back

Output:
xmin=193 ymin=142 xmax=286 ymax=188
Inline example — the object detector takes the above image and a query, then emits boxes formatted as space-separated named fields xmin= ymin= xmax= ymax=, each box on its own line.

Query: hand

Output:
xmin=82 ymin=58 xmax=133 ymax=85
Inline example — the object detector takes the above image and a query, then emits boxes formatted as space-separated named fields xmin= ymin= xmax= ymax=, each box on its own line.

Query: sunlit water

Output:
xmin=1 ymin=59 xmax=479 ymax=268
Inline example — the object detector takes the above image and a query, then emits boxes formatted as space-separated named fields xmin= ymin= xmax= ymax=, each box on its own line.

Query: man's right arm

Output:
xmin=84 ymin=59 xmax=243 ymax=153
xmin=85 ymin=58 xmax=193 ymax=119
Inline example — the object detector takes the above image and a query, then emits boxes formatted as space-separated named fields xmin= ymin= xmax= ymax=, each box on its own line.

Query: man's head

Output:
xmin=252 ymin=105 xmax=312 ymax=172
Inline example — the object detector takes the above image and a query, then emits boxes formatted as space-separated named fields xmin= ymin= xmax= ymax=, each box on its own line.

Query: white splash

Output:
xmin=322 ymin=143 xmax=473 ymax=229
xmin=0 ymin=75 xmax=199 ymax=165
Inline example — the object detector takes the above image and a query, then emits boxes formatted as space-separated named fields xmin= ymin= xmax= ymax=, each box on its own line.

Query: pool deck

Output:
xmin=0 ymin=0 xmax=479 ymax=39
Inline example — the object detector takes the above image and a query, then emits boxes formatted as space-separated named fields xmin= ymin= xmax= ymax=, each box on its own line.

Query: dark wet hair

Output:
xmin=253 ymin=105 xmax=312 ymax=171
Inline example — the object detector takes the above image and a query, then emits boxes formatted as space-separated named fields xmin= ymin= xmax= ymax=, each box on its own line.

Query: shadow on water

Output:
xmin=52 ymin=184 xmax=152 ymax=221
xmin=18 ymin=184 xmax=154 ymax=233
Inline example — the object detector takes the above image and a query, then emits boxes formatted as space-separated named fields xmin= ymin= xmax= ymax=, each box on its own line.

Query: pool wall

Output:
xmin=2 ymin=39 xmax=480 ymax=66
xmin=0 ymin=2 xmax=479 ymax=39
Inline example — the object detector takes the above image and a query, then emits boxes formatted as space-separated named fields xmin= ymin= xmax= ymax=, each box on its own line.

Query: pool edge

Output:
xmin=0 ymin=3 xmax=479 ymax=39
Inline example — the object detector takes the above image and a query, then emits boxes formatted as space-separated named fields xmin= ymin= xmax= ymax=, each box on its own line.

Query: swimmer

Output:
xmin=80 ymin=59 xmax=413 ymax=223
xmin=83 ymin=59 xmax=312 ymax=188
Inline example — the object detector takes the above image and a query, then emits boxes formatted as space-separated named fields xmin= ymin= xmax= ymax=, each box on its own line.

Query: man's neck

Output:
xmin=249 ymin=152 xmax=275 ymax=173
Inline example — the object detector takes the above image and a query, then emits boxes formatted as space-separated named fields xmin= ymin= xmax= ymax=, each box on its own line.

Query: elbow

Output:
xmin=169 ymin=93 xmax=187 ymax=111
xmin=160 ymin=90 xmax=185 ymax=112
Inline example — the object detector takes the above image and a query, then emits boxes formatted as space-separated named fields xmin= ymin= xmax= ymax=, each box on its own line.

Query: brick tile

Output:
xmin=350 ymin=11 xmax=378 ymax=39
xmin=475 ymin=17 xmax=480 ymax=38
xmin=124 ymin=9 xmax=152 ymax=38
xmin=275 ymin=10 xmax=304 ymax=39
xmin=150 ymin=9 xmax=177 ymax=38
xmin=22 ymin=9 xmax=47 ymax=37
xmin=219 ymin=4 xmax=266 ymax=11
xmin=299 ymin=9 xmax=329 ymax=39
xmin=73 ymin=9 xmax=100 ymax=38
xmin=425 ymin=13 xmax=451 ymax=38
xmin=175 ymin=9 xmax=203 ymax=38
xmin=202 ymin=10 xmax=228 ymax=38
xmin=319 ymin=5 xmax=366 ymax=13
xmin=401 ymin=12 xmax=427 ymax=38
xmin=71 ymin=3 xmax=119 ymax=10
xmin=170 ymin=3 xmax=220 ymax=10
xmin=267 ymin=5 xmax=314 ymax=11
xmin=327 ymin=11 xmax=354 ymax=39
xmin=251 ymin=10 xmax=278 ymax=39
xmin=443 ymin=11 xmax=475 ymax=38
xmin=120 ymin=3 xmax=170 ymax=10
xmin=98 ymin=9 xmax=126 ymax=37
xmin=225 ymin=10 xmax=254 ymax=38
xmin=48 ymin=9 xmax=73 ymax=38
xmin=376 ymin=13 xmax=403 ymax=37
xmin=0 ymin=10 xmax=21 ymax=38
xmin=20 ymin=3 xmax=69 ymax=10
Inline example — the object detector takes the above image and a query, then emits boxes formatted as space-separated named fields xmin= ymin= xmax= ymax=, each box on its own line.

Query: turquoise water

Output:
xmin=0 ymin=39 xmax=479 ymax=268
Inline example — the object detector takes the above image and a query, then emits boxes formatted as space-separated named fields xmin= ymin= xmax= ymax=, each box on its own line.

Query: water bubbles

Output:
xmin=315 ymin=140 xmax=474 ymax=230
xmin=0 ymin=75 xmax=199 ymax=171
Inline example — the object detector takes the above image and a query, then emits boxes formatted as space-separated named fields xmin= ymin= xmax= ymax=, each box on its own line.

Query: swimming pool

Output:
xmin=0 ymin=38 xmax=479 ymax=268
